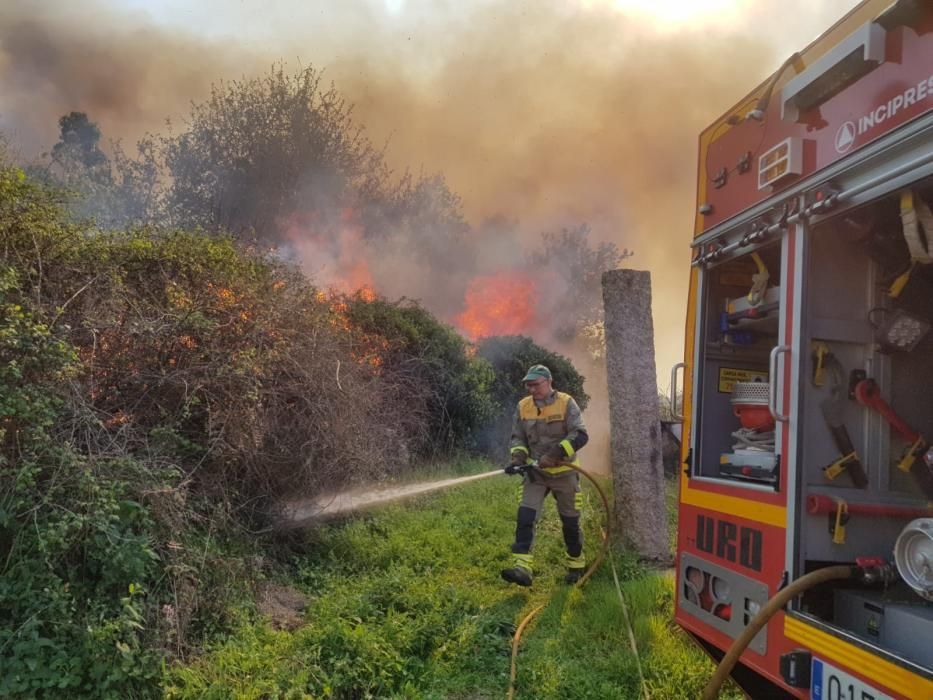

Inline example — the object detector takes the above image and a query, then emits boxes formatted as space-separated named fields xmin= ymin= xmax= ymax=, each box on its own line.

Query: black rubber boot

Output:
xmin=564 ymin=568 xmax=584 ymax=585
xmin=513 ymin=506 xmax=538 ymax=553
xmin=560 ymin=514 xmax=583 ymax=558
xmin=501 ymin=566 xmax=533 ymax=587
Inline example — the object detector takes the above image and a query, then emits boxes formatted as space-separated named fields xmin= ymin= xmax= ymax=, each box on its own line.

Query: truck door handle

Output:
xmin=769 ymin=345 xmax=791 ymax=423
xmin=670 ymin=362 xmax=686 ymax=422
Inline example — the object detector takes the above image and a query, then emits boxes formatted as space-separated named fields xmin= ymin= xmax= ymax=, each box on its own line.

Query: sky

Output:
xmin=0 ymin=0 xmax=863 ymax=390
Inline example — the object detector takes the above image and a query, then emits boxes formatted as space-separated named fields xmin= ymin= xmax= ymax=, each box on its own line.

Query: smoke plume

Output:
xmin=0 ymin=0 xmax=860 ymax=469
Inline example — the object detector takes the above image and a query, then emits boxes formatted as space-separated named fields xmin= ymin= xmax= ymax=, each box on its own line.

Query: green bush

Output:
xmin=0 ymin=456 xmax=163 ymax=698
xmin=0 ymin=260 xmax=162 ymax=697
xmin=343 ymin=293 xmax=497 ymax=455
xmin=0 ymin=163 xmax=271 ymax=692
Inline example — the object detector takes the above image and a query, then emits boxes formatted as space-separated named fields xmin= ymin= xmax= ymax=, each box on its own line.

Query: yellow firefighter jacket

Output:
xmin=510 ymin=391 xmax=588 ymax=475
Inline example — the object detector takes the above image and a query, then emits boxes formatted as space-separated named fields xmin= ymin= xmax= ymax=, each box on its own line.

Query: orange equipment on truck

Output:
xmin=671 ymin=1 xmax=933 ymax=697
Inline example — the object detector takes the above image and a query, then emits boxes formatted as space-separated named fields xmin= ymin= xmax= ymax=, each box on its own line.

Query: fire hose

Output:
xmin=500 ymin=467 xmax=902 ymax=699
xmin=504 ymin=462 xmax=650 ymax=700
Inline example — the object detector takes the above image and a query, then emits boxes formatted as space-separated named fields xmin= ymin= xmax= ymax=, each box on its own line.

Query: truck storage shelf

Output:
xmin=704 ymin=345 xmax=773 ymax=362
xmin=724 ymin=285 xmax=781 ymax=334
xmin=727 ymin=314 xmax=780 ymax=332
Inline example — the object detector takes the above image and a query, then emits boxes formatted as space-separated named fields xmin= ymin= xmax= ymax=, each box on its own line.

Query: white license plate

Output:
xmin=811 ymin=658 xmax=892 ymax=700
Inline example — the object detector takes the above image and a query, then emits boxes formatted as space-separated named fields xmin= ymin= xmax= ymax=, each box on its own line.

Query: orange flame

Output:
xmin=455 ymin=272 xmax=539 ymax=340
xmin=310 ymin=288 xmax=387 ymax=373
xmin=279 ymin=208 xmax=375 ymax=294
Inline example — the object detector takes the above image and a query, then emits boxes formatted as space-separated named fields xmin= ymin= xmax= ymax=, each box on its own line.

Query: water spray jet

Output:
xmin=282 ymin=468 xmax=504 ymax=526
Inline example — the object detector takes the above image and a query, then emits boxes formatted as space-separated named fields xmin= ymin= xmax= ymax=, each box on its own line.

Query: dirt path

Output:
xmin=283 ymin=469 xmax=504 ymax=526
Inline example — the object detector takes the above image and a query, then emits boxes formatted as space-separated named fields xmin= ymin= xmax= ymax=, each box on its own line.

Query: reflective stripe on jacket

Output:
xmin=510 ymin=391 xmax=587 ymax=475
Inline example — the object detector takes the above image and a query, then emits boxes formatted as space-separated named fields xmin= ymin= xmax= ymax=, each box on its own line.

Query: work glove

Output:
xmin=538 ymin=451 xmax=563 ymax=469
xmin=505 ymin=452 xmax=528 ymax=475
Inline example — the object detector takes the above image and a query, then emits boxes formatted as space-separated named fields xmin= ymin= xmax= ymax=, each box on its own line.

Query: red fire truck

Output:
xmin=672 ymin=1 xmax=933 ymax=697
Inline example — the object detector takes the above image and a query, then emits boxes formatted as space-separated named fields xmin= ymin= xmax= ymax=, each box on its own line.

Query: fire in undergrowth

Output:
xmin=455 ymin=272 xmax=539 ymax=341
xmin=279 ymin=208 xmax=374 ymax=294
xmin=278 ymin=207 xmax=540 ymax=344
xmin=314 ymin=287 xmax=387 ymax=373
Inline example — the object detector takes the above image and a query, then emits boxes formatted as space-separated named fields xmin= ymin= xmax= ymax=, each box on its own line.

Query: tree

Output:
xmin=530 ymin=224 xmax=631 ymax=342
xmin=162 ymin=64 xmax=388 ymax=240
xmin=51 ymin=111 xmax=109 ymax=178
xmin=32 ymin=112 xmax=161 ymax=229
xmin=363 ymin=172 xmax=476 ymax=311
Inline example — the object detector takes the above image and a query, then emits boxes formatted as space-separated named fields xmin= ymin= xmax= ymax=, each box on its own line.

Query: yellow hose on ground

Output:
xmin=506 ymin=464 xmax=612 ymax=700
xmin=506 ymin=603 xmax=544 ymax=700
xmin=701 ymin=565 xmax=856 ymax=700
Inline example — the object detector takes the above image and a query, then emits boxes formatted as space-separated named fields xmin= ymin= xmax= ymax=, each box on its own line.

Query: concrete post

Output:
xmin=601 ymin=269 xmax=669 ymax=561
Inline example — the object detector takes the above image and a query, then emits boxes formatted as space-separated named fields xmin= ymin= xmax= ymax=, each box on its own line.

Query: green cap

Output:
xmin=522 ymin=364 xmax=552 ymax=382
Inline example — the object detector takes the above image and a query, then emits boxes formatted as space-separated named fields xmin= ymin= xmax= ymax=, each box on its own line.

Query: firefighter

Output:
xmin=501 ymin=364 xmax=589 ymax=587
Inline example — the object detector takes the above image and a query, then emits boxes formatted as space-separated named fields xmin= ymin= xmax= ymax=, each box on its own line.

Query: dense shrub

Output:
xmin=0 ymin=162 xmax=506 ymax=686
xmin=0 ymin=453 xmax=164 ymax=698
xmin=0 ymin=254 xmax=162 ymax=697
xmin=477 ymin=334 xmax=588 ymax=410
xmin=1 ymin=164 xmax=409 ymax=516
xmin=343 ymin=293 xmax=497 ymax=455
xmin=0 ymin=163 xmax=394 ymax=692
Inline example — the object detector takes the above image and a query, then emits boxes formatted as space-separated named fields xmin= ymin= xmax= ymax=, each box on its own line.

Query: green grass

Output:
xmin=164 ymin=467 xmax=737 ymax=699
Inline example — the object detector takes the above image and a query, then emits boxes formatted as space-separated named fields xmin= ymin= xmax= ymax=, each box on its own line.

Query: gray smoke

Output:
xmin=0 ymin=0 xmax=860 ymax=460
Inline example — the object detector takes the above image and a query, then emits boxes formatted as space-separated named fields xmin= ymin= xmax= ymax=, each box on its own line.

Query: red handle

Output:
xmin=855 ymin=556 xmax=887 ymax=568
xmin=807 ymin=494 xmax=932 ymax=518
xmin=853 ymin=379 xmax=920 ymax=443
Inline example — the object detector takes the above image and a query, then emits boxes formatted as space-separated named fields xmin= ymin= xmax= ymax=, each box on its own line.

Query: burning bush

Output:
xmin=32 ymin=70 xmax=629 ymax=361
xmin=4 ymin=222 xmax=418 ymax=520
xmin=0 ymin=161 xmax=498 ymax=690
xmin=341 ymin=292 xmax=497 ymax=455
xmin=0 ymin=137 xmax=595 ymax=694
